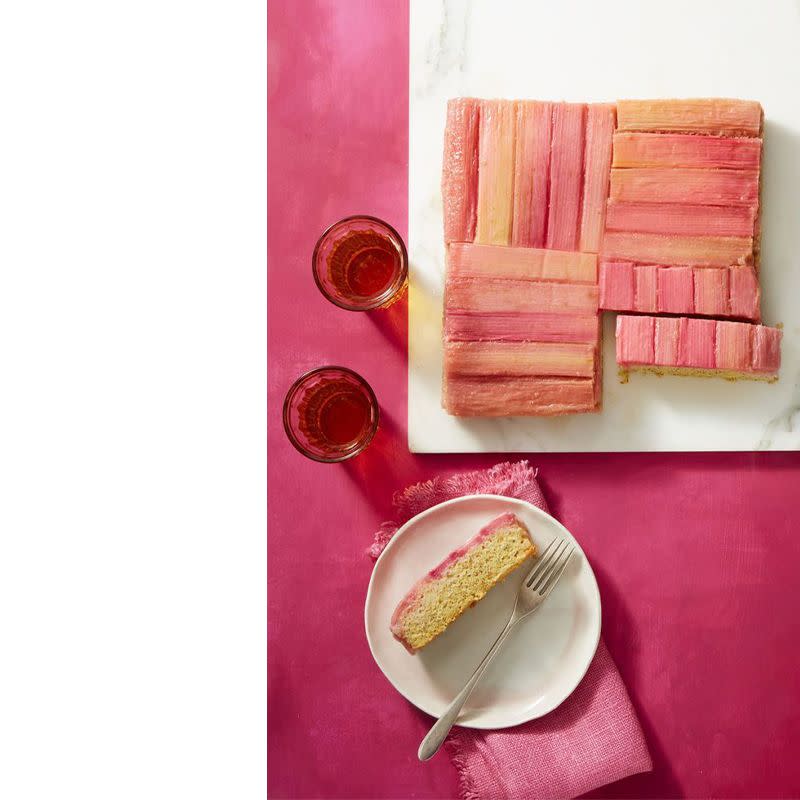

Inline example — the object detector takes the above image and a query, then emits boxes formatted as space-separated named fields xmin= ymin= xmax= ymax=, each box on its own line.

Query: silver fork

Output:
xmin=418 ymin=536 xmax=575 ymax=761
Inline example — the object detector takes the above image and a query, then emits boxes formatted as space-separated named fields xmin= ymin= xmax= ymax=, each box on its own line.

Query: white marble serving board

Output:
xmin=408 ymin=0 xmax=800 ymax=452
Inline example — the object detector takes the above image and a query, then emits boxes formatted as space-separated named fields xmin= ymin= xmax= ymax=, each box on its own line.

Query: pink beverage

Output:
xmin=312 ymin=216 xmax=407 ymax=311
xmin=282 ymin=367 xmax=379 ymax=462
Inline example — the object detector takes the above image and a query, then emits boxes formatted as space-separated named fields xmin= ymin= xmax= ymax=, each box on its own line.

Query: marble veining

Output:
xmin=409 ymin=0 xmax=800 ymax=452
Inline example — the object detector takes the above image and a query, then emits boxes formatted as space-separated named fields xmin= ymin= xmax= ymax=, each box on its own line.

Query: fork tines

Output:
xmin=525 ymin=537 xmax=575 ymax=594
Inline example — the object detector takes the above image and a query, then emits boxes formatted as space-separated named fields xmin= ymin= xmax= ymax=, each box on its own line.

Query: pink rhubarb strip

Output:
xmin=579 ymin=103 xmax=616 ymax=253
xmin=546 ymin=102 xmax=586 ymax=251
xmin=605 ymin=201 xmax=757 ymax=238
xmin=612 ymin=132 xmax=762 ymax=169
xmin=444 ymin=311 xmax=600 ymax=345
xmin=634 ymin=264 xmax=658 ymax=313
xmin=600 ymin=262 xmax=758 ymax=320
xmin=599 ymin=261 xmax=634 ymax=311
xmin=442 ymin=98 xmax=481 ymax=243
xmin=512 ymin=101 xmax=552 ymax=248
xmin=443 ymin=376 xmax=598 ymax=416
xmin=657 ymin=267 xmax=694 ymax=315
xmin=693 ymin=268 xmax=730 ymax=317
xmin=445 ymin=278 xmax=599 ymax=315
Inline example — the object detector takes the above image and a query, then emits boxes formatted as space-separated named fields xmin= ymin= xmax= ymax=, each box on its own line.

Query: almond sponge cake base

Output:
xmin=390 ymin=512 xmax=536 ymax=653
xmin=618 ymin=365 xmax=778 ymax=383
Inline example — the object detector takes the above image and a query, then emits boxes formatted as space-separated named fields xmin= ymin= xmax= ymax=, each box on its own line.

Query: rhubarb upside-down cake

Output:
xmin=440 ymin=97 xmax=782 ymax=416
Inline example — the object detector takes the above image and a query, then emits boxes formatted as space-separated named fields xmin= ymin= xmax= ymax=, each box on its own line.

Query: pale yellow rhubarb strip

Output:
xmin=475 ymin=100 xmax=516 ymax=245
xmin=616 ymin=99 xmax=763 ymax=137
xmin=444 ymin=341 xmax=596 ymax=378
xmin=447 ymin=243 xmax=597 ymax=283
xmin=601 ymin=232 xmax=753 ymax=267
xmin=609 ymin=168 xmax=759 ymax=207
xmin=612 ymin=132 xmax=762 ymax=169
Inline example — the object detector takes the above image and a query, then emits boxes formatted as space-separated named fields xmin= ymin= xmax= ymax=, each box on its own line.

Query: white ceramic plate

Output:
xmin=364 ymin=495 xmax=601 ymax=729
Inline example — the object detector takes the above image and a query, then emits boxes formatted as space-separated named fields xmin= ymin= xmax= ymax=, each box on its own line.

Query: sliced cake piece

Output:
xmin=390 ymin=513 xmax=536 ymax=652
xmin=612 ymin=132 xmax=762 ymax=170
xmin=546 ymin=102 xmax=586 ymax=250
xmin=442 ymin=98 xmax=481 ymax=244
xmin=475 ymin=100 xmax=516 ymax=245
xmin=616 ymin=99 xmax=763 ymax=137
xmin=616 ymin=315 xmax=781 ymax=382
xmin=512 ymin=101 xmax=552 ymax=248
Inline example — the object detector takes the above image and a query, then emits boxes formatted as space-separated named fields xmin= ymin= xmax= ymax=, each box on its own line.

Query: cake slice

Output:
xmin=616 ymin=315 xmax=781 ymax=382
xmin=390 ymin=513 xmax=536 ymax=652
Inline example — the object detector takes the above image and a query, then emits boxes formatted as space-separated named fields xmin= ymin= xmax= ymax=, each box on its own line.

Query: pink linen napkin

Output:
xmin=369 ymin=461 xmax=652 ymax=800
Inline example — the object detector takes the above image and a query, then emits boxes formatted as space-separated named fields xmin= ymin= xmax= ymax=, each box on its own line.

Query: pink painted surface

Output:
xmin=268 ymin=3 xmax=800 ymax=798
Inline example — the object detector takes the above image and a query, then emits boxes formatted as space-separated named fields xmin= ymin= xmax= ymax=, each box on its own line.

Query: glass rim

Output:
xmin=282 ymin=365 xmax=380 ymax=463
xmin=311 ymin=214 xmax=409 ymax=312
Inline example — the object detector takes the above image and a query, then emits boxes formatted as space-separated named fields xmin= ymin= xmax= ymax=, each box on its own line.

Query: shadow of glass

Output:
xmin=367 ymin=293 xmax=408 ymax=353
xmin=342 ymin=407 xmax=422 ymax=516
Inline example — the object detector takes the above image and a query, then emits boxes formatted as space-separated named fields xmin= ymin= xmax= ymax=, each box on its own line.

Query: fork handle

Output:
xmin=418 ymin=616 xmax=518 ymax=761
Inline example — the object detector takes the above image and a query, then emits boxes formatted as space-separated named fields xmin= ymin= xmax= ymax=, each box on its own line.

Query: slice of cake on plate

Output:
xmin=390 ymin=513 xmax=536 ymax=653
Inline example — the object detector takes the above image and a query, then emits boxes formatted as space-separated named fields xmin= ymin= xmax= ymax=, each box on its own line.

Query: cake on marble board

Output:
xmin=440 ymin=96 xmax=781 ymax=413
